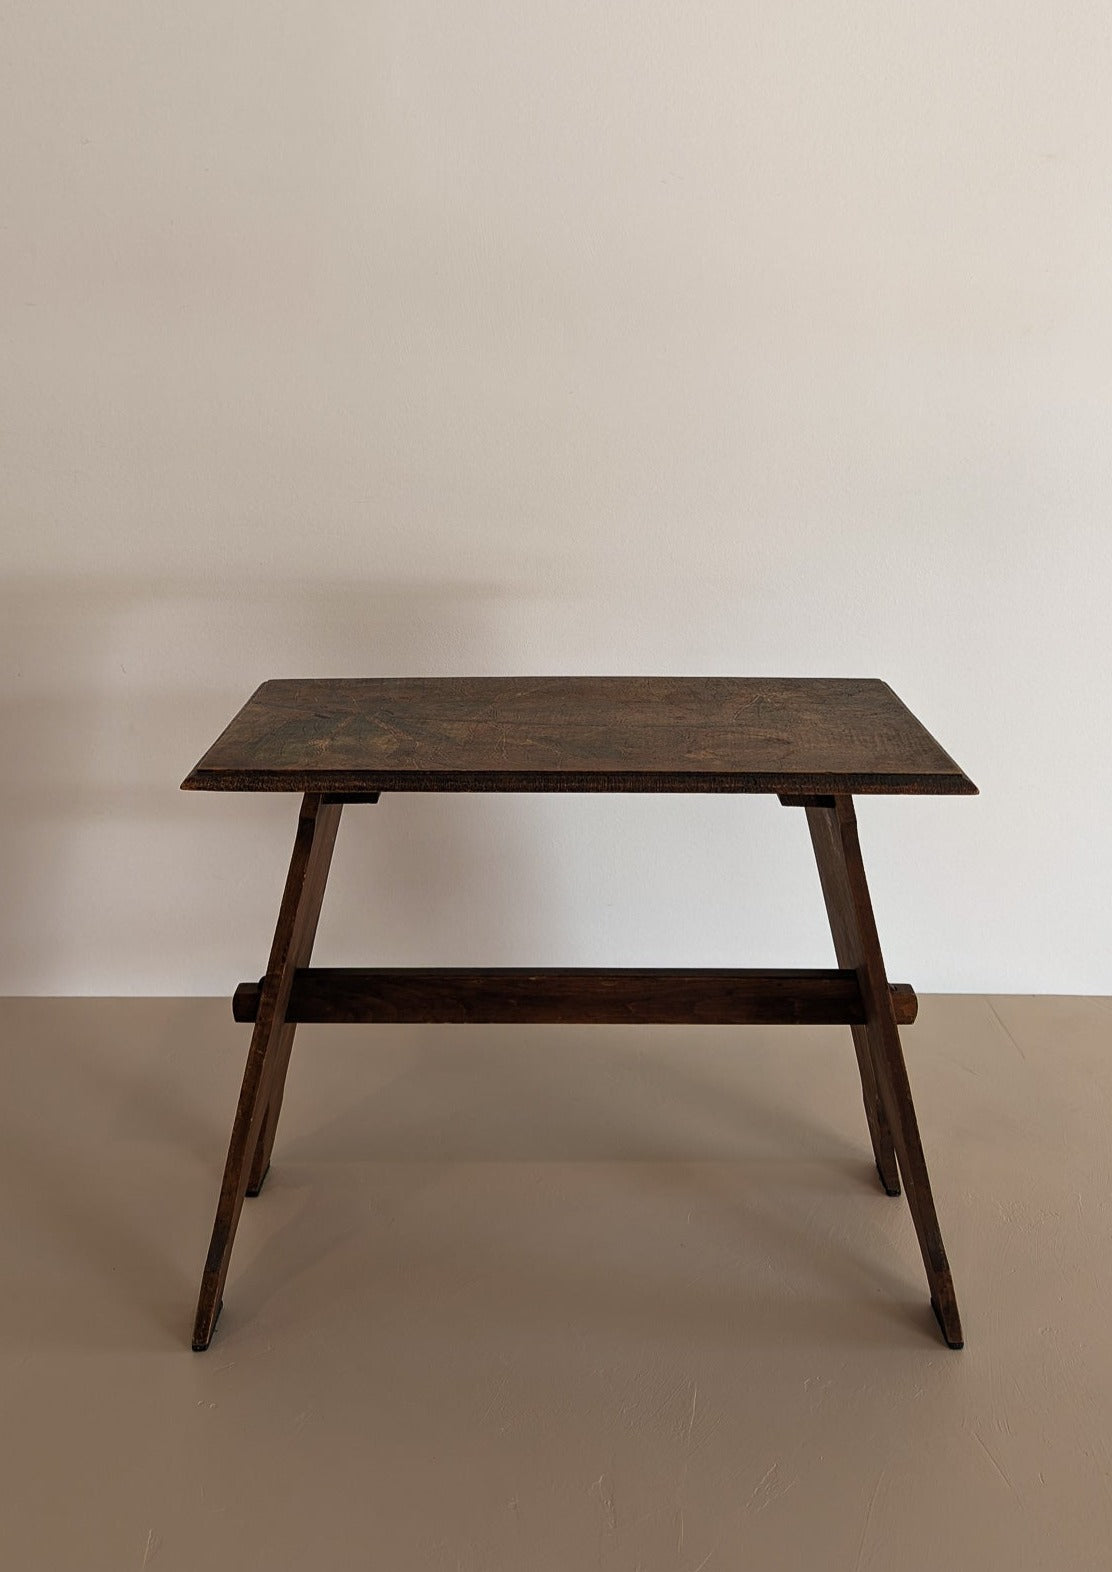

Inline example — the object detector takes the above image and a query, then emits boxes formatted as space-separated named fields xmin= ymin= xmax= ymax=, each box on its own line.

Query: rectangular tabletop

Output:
xmin=182 ymin=677 xmax=976 ymax=795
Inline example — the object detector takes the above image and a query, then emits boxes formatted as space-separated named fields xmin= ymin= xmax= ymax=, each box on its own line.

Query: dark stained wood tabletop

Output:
xmin=182 ymin=677 xmax=976 ymax=796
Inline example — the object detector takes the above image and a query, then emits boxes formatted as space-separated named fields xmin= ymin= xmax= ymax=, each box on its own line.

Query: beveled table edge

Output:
xmin=181 ymin=766 xmax=978 ymax=795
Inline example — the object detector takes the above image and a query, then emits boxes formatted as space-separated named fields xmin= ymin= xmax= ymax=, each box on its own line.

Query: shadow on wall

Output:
xmin=0 ymin=573 xmax=577 ymax=992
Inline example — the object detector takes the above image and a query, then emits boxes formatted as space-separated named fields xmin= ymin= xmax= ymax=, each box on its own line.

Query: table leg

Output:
xmin=804 ymin=796 xmax=964 ymax=1348
xmin=192 ymin=794 xmax=342 ymax=1351
xmin=801 ymin=808 xmax=900 ymax=1196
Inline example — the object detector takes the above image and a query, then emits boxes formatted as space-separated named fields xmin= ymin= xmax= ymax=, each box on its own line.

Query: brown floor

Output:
xmin=1 ymin=995 xmax=1110 ymax=1570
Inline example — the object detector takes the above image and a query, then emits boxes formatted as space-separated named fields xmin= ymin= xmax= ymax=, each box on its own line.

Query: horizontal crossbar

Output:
xmin=232 ymin=968 xmax=917 ymax=1027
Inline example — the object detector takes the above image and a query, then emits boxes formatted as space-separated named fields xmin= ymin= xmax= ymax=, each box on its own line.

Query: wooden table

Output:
xmin=183 ymin=677 xmax=976 ymax=1351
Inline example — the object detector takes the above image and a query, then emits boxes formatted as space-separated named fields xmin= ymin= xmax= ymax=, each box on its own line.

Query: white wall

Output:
xmin=2 ymin=2 xmax=1110 ymax=994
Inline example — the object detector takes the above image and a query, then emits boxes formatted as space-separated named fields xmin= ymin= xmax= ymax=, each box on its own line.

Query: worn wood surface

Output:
xmin=187 ymin=683 xmax=971 ymax=1352
xmin=230 ymin=969 xmax=919 ymax=1027
xmin=182 ymin=677 xmax=976 ymax=796
xmin=192 ymin=793 xmax=342 ymax=1351
xmin=804 ymin=796 xmax=964 ymax=1347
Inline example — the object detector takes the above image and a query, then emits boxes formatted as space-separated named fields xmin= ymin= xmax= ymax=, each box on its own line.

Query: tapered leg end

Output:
xmin=192 ymin=1297 xmax=223 ymax=1352
xmin=246 ymin=1163 xmax=270 ymax=1199
xmin=877 ymin=1160 xmax=901 ymax=1197
xmin=931 ymin=1295 xmax=964 ymax=1350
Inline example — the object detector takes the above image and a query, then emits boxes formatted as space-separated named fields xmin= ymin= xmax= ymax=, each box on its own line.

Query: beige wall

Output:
xmin=2 ymin=3 xmax=1110 ymax=992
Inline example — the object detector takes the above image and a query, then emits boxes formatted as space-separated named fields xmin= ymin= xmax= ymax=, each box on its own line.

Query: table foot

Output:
xmin=932 ymin=1295 xmax=965 ymax=1350
xmin=193 ymin=1298 xmax=222 ymax=1352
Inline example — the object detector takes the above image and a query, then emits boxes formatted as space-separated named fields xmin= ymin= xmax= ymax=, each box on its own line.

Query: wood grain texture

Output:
xmin=230 ymin=969 xmax=919 ymax=1027
xmin=805 ymin=796 xmax=963 ymax=1348
xmin=182 ymin=677 xmax=977 ymax=796
xmin=192 ymin=793 xmax=342 ymax=1351
xmin=799 ymin=797 xmax=901 ymax=1195
xmin=185 ymin=693 xmax=972 ymax=1352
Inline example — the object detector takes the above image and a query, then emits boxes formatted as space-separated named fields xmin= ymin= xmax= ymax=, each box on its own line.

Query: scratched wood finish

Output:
xmin=187 ymin=680 xmax=972 ymax=1353
xmin=182 ymin=677 xmax=977 ymax=796
xmin=230 ymin=968 xmax=919 ymax=1027
xmin=804 ymin=795 xmax=964 ymax=1348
